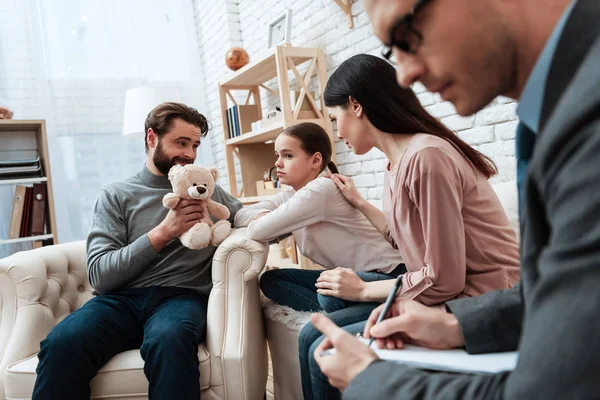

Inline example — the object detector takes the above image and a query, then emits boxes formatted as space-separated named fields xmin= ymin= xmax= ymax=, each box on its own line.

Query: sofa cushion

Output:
xmin=5 ymin=345 xmax=210 ymax=399
xmin=261 ymin=297 xmax=312 ymax=400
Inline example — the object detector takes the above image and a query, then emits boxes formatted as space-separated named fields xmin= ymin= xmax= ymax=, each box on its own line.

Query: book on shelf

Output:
xmin=0 ymin=150 xmax=43 ymax=180
xmin=30 ymin=182 xmax=48 ymax=236
xmin=229 ymin=105 xmax=238 ymax=138
xmin=233 ymin=105 xmax=240 ymax=137
xmin=13 ymin=182 xmax=49 ymax=238
xmin=226 ymin=105 xmax=260 ymax=139
xmin=0 ymin=150 xmax=40 ymax=166
xmin=8 ymin=185 xmax=27 ymax=238
xmin=226 ymin=107 xmax=234 ymax=138
xmin=20 ymin=186 xmax=33 ymax=237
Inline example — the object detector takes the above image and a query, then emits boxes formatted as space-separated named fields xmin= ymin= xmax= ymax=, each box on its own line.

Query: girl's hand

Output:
xmin=330 ymin=174 xmax=365 ymax=208
xmin=316 ymin=267 xmax=367 ymax=301
xmin=252 ymin=211 xmax=270 ymax=221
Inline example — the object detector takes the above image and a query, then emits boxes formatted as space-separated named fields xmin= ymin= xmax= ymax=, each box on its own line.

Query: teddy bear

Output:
xmin=163 ymin=164 xmax=232 ymax=249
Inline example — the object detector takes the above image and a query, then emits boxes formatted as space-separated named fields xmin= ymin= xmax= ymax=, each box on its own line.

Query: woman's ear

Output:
xmin=348 ymin=96 xmax=363 ymax=117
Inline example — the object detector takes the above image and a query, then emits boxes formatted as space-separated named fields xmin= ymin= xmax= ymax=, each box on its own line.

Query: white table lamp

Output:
xmin=122 ymin=87 xmax=183 ymax=136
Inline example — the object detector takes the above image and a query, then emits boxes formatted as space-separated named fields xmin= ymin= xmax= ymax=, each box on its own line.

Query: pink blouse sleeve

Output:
xmin=383 ymin=224 xmax=399 ymax=250
xmin=399 ymin=146 xmax=467 ymax=305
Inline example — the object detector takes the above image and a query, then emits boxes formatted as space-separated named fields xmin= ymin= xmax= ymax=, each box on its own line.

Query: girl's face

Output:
xmin=328 ymin=102 xmax=375 ymax=155
xmin=274 ymin=133 xmax=322 ymax=191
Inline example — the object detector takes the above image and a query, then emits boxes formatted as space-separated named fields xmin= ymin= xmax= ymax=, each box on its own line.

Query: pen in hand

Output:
xmin=367 ymin=274 xmax=403 ymax=347
xmin=319 ymin=274 xmax=403 ymax=356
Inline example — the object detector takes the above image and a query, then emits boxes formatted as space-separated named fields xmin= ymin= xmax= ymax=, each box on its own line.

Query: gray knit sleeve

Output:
xmin=86 ymin=189 xmax=159 ymax=294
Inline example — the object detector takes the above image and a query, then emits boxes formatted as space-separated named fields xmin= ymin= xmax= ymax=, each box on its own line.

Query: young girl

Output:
xmin=234 ymin=122 xmax=404 ymax=314
xmin=300 ymin=54 xmax=521 ymax=400
xmin=234 ymin=122 xmax=405 ymax=400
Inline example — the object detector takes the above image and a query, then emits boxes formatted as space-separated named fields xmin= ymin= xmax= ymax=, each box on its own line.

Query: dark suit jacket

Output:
xmin=446 ymin=0 xmax=600 ymax=357
xmin=344 ymin=2 xmax=600 ymax=399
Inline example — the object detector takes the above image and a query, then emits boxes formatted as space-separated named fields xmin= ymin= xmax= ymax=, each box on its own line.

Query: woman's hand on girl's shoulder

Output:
xmin=329 ymin=174 xmax=365 ymax=209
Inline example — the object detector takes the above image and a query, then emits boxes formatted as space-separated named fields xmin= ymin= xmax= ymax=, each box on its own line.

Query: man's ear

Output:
xmin=210 ymin=167 xmax=219 ymax=181
xmin=147 ymin=128 xmax=158 ymax=150
xmin=348 ymin=96 xmax=363 ymax=118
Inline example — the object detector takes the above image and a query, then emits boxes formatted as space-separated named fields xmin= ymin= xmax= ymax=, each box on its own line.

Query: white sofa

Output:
xmin=0 ymin=228 xmax=269 ymax=400
xmin=263 ymin=180 xmax=520 ymax=400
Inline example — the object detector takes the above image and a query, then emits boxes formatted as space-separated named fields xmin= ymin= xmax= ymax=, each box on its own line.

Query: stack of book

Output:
xmin=8 ymin=183 xmax=48 ymax=239
xmin=226 ymin=105 xmax=259 ymax=139
xmin=0 ymin=150 xmax=43 ymax=180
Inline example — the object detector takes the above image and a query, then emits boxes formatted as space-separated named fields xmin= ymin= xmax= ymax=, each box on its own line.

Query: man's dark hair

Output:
xmin=144 ymin=102 xmax=209 ymax=152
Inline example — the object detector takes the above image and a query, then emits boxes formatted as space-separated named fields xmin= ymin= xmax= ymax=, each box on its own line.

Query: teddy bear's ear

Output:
xmin=168 ymin=164 xmax=183 ymax=181
xmin=209 ymin=167 xmax=218 ymax=181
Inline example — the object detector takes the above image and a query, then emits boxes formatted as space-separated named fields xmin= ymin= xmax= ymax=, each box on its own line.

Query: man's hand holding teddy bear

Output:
xmin=163 ymin=164 xmax=232 ymax=249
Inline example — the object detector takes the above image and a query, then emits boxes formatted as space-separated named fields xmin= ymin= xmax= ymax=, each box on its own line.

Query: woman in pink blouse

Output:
xmin=324 ymin=54 xmax=520 ymax=307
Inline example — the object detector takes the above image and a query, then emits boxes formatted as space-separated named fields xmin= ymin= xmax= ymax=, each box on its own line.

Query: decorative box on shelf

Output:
xmin=256 ymin=180 xmax=283 ymax=197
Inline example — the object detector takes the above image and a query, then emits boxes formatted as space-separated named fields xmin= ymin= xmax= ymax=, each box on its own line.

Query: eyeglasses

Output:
xmin=381 ymin=0 xmax=432 ymax=60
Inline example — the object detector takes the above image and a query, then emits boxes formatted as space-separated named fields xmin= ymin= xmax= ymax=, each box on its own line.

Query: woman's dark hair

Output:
xmin=282 ymin=122 xmax=339 ymax=174
xmin=324 ymin=54 xmax=497 ymax=178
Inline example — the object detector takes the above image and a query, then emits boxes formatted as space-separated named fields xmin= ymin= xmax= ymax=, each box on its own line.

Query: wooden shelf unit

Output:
xmin=0 ymin=234 xmax=54 ymax=245
xmin=218 ymin=45 xmax=335 ymax=199
xmin=225 ymin=122 xmax=284 ymax=146
xmin=0 ymin=120 xmax=58 ymax=246
xmin=0 ymin=177 xmax=48 ymax=186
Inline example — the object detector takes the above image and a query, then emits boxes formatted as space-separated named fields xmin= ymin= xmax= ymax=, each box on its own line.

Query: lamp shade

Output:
xmin=122 ymin=87 xmax=182 ymax=136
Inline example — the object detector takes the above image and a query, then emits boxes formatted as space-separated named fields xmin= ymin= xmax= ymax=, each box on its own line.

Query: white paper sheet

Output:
xmin=359 ymin=338 xmax=518 ymax=374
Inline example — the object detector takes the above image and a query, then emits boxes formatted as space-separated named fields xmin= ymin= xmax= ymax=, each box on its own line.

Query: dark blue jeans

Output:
xmin=32 ymin=286 xmax=209 ymax=400
xmin=259 ymin=266 xmax=405 ymax=400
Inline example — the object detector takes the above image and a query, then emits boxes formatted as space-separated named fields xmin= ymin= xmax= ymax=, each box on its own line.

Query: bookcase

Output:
xmin=218 ymin=45 xmax=335 ymax=204
xmin=0 ymin=120 xmax=58 ymax=247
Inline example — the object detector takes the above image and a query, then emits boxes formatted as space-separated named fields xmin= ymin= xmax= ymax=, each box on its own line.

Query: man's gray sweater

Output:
xmin=86 ymin=165 xmax=242 ymax=296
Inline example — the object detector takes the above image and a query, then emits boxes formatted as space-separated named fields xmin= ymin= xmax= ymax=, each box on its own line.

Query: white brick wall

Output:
xmin=192 ymin=0 xmax=242 ymax=188
xmin=192 ymin=0 xmax=518 ymax=205
xmin=0 ymin=1 xmax=39 ymax=117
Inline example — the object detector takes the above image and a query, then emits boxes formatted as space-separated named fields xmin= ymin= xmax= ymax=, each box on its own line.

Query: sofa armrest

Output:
xmin=206 ymin=228 xmax=269 ymax=400
xmin=0 ymin=241 xmax=90 ymax=398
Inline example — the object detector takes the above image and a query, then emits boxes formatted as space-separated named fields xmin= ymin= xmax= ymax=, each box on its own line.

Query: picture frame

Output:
xmin=267 ymin=9 xmax=292 ymax=48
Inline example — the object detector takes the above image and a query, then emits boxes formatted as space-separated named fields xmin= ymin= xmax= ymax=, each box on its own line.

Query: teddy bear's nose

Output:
xmin=196 ymin=186 xmax=207 ymax=195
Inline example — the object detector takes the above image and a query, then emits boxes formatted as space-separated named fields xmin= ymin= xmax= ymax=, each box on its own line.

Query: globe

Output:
xmin=225 ymin=47 xmax=249 ymax=71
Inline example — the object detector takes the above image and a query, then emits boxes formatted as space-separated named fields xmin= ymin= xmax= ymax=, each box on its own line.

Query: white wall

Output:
xmin=0 ymin=0 xmax=208 ymax=257
xmin=192 ymin=0 xmax=518 ymax=208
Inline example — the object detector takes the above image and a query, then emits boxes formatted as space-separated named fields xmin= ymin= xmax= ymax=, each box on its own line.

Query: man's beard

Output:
xmin=153 ymin=141 xmax=193 ymax=175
